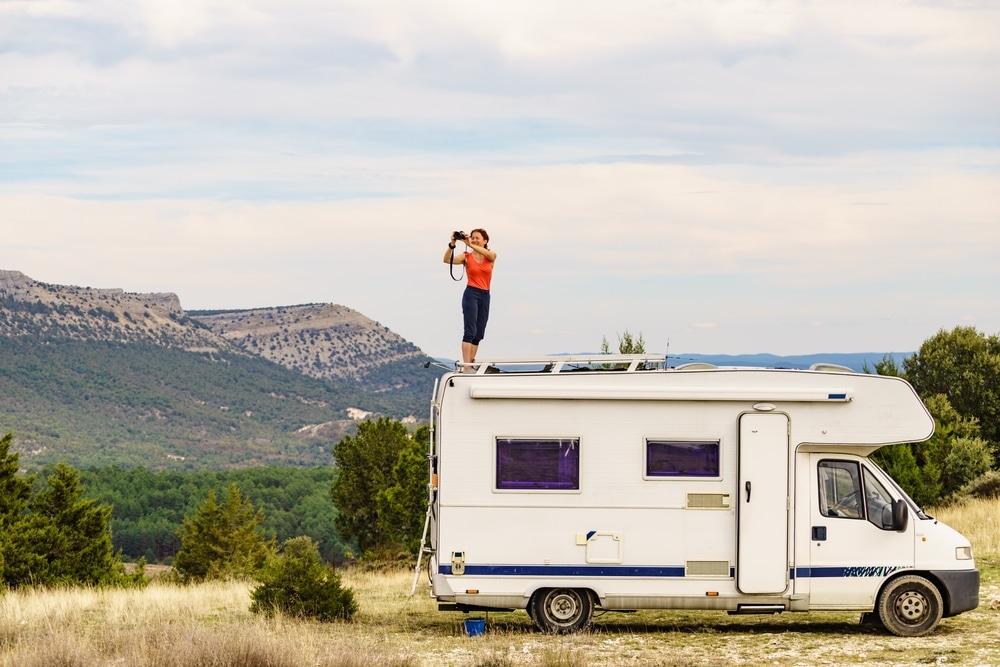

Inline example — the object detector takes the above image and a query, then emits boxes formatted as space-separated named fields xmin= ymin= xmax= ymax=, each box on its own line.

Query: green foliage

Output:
xmin=0 ymin=432 xmax=34 ymax=584
xmin=78 ymin=465 xmax=345 ymax=564
xmin=942 ymin=437 xmax=994 ymax=494
xmin=872 ymin=393 xmax=991 ymax=507
xmin=871 ymin=443 xmax=930 ymax=505
xmin=0 ymin=432 xmax=33 ymax=527
xmin=0 ymin=337 xmax=432 ymax=470
xmin=863 ymin=353 xmax=903 ymax=377
xmin=0 ymin=455 xmax=143 ymax=589
xmin=600 ymin=329 xmax=646 ymax=355
xmin=377 ymin=425 xmax=431 ymax=554
xmin=868 ymin=328 xmax=1000 ymax=507
xmin=904 ymin=326 xmax=1000 ymax=451
xmin=173 ymin=484 xmax=275 ymax=582
xmin=954 ymin=469 xmax=1000 ymax=500
xmin=249 ymin=536 xmax=358 ymax=622
xmin=331 ymin=418 xmax=426 ymax=558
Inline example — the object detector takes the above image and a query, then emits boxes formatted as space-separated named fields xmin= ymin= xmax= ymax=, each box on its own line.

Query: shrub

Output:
xmin=958 ymin=470 xmax=1000 ymax=500
xmin=250 ymin=536 xmax=357 ymax=622
xmin=941 ymin=436 xmax=994 ymax=495
xmin=173 ymin=484 xmax=274 ymax=583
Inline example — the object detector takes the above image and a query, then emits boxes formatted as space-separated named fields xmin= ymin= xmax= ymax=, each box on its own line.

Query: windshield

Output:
xmin=868 ymin=458 xmax=930 ymax=520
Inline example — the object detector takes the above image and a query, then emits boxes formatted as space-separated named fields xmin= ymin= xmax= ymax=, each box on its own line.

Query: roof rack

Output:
xmin=453 ymin=354 xmax=667 ymax=375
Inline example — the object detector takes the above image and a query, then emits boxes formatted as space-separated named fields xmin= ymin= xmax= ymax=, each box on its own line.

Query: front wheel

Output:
xmin=530 ymin=588 xmax=593 ymax=634
xmin=877 ymin=575 xmax=944 ymax=637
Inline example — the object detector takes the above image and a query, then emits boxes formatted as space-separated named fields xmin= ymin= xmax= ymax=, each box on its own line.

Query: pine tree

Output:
xmin=330 ymin=417 xmax=411 ymax=557
xmin=173 ymin=484 xmax=274 ymax=582
xmin=0 ymin=433 xmax=34 ymax=584
xmin=1 ymin=461 xmax=137 ymax=587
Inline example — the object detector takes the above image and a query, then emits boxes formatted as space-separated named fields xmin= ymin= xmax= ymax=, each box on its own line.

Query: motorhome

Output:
xmin=419 ymin=355 xmax=979 ymax=636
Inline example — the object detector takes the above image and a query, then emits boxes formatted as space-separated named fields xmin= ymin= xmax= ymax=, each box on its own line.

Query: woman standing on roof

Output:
xmin=443 ymin=229 xmax=497 ymax=369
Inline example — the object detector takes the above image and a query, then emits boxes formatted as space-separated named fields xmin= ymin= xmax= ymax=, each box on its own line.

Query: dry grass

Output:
xmin=2 ymin=499 xmax=999 ymax=667
xmin=931 ymin=496 xmax=1000 ymax=557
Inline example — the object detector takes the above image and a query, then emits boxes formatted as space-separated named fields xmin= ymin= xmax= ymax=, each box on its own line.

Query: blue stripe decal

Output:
xmin=440 ymin=564 xmax=687 ymax=577
xmin=439 ymin=564 xmax=908 ymax=578
xmin=796 ymin=565 xmax=909 ymax=579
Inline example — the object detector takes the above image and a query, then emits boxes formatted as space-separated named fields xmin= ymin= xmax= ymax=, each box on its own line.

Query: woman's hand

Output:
xmin=443 ymin=237 xmax=465 ymax=264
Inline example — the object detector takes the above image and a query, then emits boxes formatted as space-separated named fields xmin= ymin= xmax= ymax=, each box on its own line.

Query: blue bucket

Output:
xmin=463 ymin=618 xmax=486 ymax=637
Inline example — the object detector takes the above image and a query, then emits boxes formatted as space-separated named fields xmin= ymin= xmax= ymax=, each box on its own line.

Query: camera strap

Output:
xmin=449 ymin=248 xmax=465 ymax=282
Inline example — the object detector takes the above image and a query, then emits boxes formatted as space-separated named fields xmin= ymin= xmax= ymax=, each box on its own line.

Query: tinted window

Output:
xmin=496 ymin=438 xmax=580 ymax=490
xmin=818 ymin=460 xmax=862 ymax=519
xmin=646 ymin=440 xmax=720 ymax=477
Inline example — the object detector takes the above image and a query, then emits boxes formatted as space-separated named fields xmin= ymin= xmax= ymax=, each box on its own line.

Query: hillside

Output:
xmin=188 ymin=304 xmax=427 ymax=391
xmin=0 ymin=270 xmax=437 ymax=470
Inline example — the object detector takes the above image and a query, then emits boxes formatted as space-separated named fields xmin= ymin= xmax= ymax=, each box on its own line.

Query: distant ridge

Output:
xmin=667 ymin=352 xmax=910 ymax=373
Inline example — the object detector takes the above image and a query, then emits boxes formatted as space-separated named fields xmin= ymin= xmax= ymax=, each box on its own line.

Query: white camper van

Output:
xmin=421 ymin=355 xmax=979 ymax=637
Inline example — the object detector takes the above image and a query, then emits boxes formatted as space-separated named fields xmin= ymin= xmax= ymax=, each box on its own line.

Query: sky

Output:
xmin=2 ymin=0 xmax=999 ymax=361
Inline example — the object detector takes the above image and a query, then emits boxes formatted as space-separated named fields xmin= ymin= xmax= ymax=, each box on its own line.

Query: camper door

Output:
xmin=737 ymin=412 xmax=790 ymax=594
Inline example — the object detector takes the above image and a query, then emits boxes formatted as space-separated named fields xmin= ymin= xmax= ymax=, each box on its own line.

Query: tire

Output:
xmin=529 ymin=588 xmax=593 ymax=634
xmin=877 ymin=575 xmax=944 ymax=637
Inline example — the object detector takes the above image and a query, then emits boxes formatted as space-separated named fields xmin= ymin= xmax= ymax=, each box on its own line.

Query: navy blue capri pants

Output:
xmin=462 ymin=286 xmax=490 ymax=345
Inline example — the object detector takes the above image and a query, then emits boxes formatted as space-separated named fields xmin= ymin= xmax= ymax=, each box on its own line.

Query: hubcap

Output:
xmin=549 ymin=593 xmax=579 ymax=621
xmin=895 ymin=591 xmax=928 ymax=623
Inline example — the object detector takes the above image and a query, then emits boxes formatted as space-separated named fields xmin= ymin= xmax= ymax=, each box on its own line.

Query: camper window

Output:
xmin=645 ymin=440 xmax=720 ymax=478
xmin=818 ymin=460 xmax=863 ymax=519
xmin=862 ymin=466 xmax=896 ymax=530
xmin=495 ymin=438 xmax=580 ymax=491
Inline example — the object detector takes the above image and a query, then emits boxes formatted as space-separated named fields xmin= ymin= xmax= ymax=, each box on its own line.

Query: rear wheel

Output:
xmin=877 ymin=575 xmax=943 ymax=637
xmin=530 ymin=588 xmax=593 ymax=634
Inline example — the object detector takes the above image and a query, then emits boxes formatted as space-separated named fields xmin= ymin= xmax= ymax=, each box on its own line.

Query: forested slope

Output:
xmin=0 ymin=270 xmax=437 ymax=470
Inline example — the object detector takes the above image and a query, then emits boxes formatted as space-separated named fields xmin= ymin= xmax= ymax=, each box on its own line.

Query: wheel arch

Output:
xmin=526 ymin=584 xmax=603 ymax=609
xmin=874 ymin=570 xmax=950 ymax=614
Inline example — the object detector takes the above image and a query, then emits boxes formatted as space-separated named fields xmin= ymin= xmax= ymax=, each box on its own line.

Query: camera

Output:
xmin=452 ymin=231 xmax=467 ymax=242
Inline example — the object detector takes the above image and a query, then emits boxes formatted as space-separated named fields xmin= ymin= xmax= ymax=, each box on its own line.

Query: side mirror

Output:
xmin=892 ymin=498 xmax=909 ymax=533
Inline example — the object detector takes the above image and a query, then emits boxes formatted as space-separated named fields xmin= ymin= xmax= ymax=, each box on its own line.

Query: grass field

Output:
xmin=2 ymin=498 xmax=999 ymax=667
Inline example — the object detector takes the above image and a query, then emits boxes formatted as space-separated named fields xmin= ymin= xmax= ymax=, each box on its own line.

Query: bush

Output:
xmin=941 ymin=436 xmax=994 ymax=494
xmin=250 ymin=536 xmax=357 ymax=622
xmin=958 ymin=470 xmax=1000 ymax=500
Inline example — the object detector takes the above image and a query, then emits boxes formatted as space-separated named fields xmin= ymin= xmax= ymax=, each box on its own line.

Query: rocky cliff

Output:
xmin=189 ymin=304 xmax=427 ymax=384
xmin=0 ymin=270 xmax=431 ymax=387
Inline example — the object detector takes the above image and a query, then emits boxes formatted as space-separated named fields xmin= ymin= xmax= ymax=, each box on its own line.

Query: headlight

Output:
xmin=956 ymin=546 xmax=973 ymax=560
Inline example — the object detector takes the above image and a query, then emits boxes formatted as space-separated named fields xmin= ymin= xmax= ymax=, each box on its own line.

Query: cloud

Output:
xmin=1 ymin=0 xmax=998 ymax=357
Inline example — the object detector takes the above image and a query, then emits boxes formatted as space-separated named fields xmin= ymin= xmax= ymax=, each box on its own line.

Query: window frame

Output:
xmin=642 ymin=438 xmax=723 ymax=481
xmin=493 ymin=436 xmax=582 ymax=493
xmin=818 ymin=458 xmax=900 ymax=530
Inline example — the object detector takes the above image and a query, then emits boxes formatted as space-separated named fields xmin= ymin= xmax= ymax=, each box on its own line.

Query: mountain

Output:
xmin=0 ymin=270 xmax=437 ymax=470
xmin=188 ymin=304 xmax=427 ymax=390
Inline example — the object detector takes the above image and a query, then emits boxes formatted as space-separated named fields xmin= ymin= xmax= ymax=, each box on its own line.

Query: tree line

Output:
xmin=2 ymin=324 xmax=998 ymax=594
xmin=76 ymin=465 xmax=344 ymax=563
xmin=868 ymin=326 xmax=1000 ymax=507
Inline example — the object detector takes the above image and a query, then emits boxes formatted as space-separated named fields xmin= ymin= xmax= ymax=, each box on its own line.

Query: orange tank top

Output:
xmin=465 ymin=252 xmax=494 ymax=291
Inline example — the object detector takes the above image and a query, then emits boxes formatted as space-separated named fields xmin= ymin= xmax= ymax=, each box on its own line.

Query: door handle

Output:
xmin=745 ymin=480 xmax=752 ymax=503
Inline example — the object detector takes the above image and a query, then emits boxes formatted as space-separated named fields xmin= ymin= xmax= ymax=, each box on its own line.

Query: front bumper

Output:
xmin=932 ymin=568 xmax=979 ymax=617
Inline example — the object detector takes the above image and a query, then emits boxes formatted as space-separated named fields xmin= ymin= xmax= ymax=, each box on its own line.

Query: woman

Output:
xmin=443 ymin=229 xmax=497 ymax=369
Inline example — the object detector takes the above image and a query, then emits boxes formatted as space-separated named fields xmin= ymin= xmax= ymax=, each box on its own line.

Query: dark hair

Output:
xmin=470 ymin=228 xmax=490 ymax=248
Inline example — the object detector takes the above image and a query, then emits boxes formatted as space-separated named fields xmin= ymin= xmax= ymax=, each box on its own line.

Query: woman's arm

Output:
xmin=443 ymin=239 xmax=466 ymax=264
xmin=465 ymin=242 xmax=497 ymax=263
